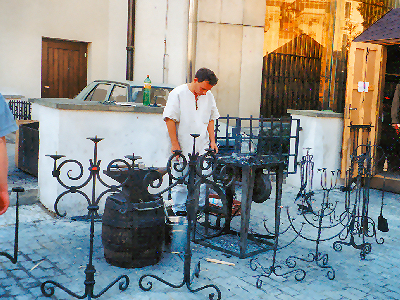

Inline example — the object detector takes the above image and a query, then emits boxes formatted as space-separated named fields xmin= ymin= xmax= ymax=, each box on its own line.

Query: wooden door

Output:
xmin=341 ymin=42 xmax=386 ymax=176
xmin=41 ymin=38 xmax=87 ymax=98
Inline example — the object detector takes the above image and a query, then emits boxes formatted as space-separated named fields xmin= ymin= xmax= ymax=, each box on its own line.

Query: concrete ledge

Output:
xmin=29 ymin=98 xmax=164 ymax=114
xmin=288 ymin=109 xmax=343 ymax=118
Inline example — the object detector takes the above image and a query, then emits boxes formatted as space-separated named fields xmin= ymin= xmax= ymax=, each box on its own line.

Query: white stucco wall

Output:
xmin=196 ymin=0 xmax=266 ymax=118
xmin=32 ymin=102 xmax=170 ymax=216
xmin=107 ymin=0 xmax=130 ymax=82
xmin=134 ymin=0 xmax=267 ymax=119
xmin=286 ymin=111 xmax=344 ymax=189
xmin=134 ymin=0 xmax=189 ymax=85
xmin=2 ymin=0 xmax=266 ymax=118
xmin=0 ymin=0 xmax=128 ymax=98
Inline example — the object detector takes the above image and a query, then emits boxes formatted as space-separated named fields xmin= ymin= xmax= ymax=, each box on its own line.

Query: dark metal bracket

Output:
xmin=0 ymin=187 xmax=24 ymax=264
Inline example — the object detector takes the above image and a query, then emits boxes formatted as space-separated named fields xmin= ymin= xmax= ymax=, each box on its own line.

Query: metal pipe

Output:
xmin=186 ymin=0 xmax=198 ymax=83
xmin=163 ymin=0 xmax=169 ymax=83
xmin=126 ymin=0 xmax=135 ymax=81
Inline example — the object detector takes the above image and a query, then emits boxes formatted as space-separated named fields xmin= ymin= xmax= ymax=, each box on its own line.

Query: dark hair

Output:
xmin=195 ymin=68 xmax=218 ymax=85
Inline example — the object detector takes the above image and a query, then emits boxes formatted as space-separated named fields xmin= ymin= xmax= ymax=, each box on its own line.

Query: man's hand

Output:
xmin=171 ymin=141 xmax=181 ymax=153
xmin=210 ymin=141 xmax=218 ymax=154
xmin=0 ymin=190 xmax=9 ymax=215
xmin=207 ymin=120 xmax=218 ymax=154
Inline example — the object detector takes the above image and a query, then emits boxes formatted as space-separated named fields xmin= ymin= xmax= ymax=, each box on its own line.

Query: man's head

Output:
xmin=192 ymin=68 xmax=218 ymax=96
xmin=195 ymin=68 xmax=218 ymax=85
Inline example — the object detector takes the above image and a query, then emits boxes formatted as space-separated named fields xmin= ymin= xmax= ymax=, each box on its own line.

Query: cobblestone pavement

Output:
xmin=1 ymin=181 xmax=400 ymax=300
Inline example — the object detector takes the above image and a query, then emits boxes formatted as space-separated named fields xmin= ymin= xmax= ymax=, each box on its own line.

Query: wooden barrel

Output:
xmin=101 ymin=193 xmax=165 ymax=268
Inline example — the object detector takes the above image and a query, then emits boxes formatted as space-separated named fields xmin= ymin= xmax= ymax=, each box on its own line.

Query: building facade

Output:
xmin=2 ymin=0 xmax=400 ymax=180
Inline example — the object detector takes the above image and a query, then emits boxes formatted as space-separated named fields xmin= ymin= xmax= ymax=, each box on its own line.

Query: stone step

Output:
xmin=370 ymin=173 xmax=400 ymax=194
xmin=8 ymin=188 xmax=39 ymax=206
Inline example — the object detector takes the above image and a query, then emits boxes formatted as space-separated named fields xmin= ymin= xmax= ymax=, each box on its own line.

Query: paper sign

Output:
xmin=358 ymin=81 xmax=369 ymax=92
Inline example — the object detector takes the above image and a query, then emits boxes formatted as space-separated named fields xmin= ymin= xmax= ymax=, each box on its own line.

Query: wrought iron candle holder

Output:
xmin=333 ymin=144 xmax=385 ymax=259
xmin=252 ymin=142 xmax=389 ymax=286
xmin=295 ymin=148 xmax=314 ymax=214
xmin=248 ymin=160 xmax=307 ymax=283
xmin=251 ymin=153 xmax=346 ymax=283
xmin=284 ymin=168 xmax=344 ymax=280
xmin=139 ymin=134 xmax=223 ymax=300
xmin=41 ymin=137 xmax=129 ymax=299
xmin=0 ymin=187 xmax=24 ymax=264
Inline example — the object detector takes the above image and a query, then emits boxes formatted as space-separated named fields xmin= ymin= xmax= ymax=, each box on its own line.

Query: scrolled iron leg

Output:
xmin=41 ymin=271 xmax=129 ymax=299
xmin=41 ymin=280 xmax=87 ymax=299
xmin=92 ymin=274 xmax=130 ymax=298
xmin=187 ymin=282 xmax=221 ymax=300
xmin=139 ymin=274 xmax=185 ymax=291
xmin=333 ymin=237 xmax=372 ymax=260
xmin=250 ymin=258 xmax=306 ymax=284
xmin=139 ymin=272 xmax=221 ymax=299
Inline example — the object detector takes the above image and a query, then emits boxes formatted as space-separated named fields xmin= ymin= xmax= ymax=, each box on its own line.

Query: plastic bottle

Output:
xmin=143 ymin=75 xmax=151 ymax=106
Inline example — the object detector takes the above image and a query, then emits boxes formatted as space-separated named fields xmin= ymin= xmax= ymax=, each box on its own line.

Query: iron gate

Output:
xmin=261 ymin=35 xmax=323 ymax=118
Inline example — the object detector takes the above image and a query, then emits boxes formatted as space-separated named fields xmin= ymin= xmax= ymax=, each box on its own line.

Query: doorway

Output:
xmin=41 ymin=37 xmax=88 ymax=98
xmin=379 ymin=44 xmax=400 ymax=174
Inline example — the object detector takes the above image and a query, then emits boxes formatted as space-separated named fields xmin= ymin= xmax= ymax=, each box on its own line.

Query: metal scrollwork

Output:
xmin=139 ymin=134 xmax=222 ymax=300
xmin=41 ymin=137 xmax=129 ymax=299
xmin=333 ymin=143 xmax=386 ymax=260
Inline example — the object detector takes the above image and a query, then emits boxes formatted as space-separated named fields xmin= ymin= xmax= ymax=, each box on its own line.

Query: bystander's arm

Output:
xmin=207 ymin=119 xmax=218 ymax=153
xmin=0 ymin=136 xmax=9 ymax=215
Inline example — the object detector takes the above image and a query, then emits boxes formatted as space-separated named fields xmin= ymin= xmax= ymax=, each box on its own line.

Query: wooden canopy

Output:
xmin=354 ymin=8 xmax=400 ymax=45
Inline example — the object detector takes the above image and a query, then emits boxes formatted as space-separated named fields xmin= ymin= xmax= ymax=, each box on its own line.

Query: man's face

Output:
xmin=193 ymin=79 xmax=214 ymax=96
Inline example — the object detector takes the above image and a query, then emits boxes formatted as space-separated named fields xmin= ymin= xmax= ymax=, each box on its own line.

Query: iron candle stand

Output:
xmin=284 ymin=168 xmax=340 ymax=280
xmin=41 ymin=137 xmax=130 ymax=299
xmin=139 ymin=133 xmax=222 ymax=300
xmin=333 ymin=143 xmax=384 ymax=259
xmin=249 ymin=161 xmax=307 ymax=283
xmin=295 ymin=148 xmax=314 ymax=214
xmin=0 ymin=187 xmax=24 ymax=264
xmin=251 ymin=156 xmax=344 ymax=283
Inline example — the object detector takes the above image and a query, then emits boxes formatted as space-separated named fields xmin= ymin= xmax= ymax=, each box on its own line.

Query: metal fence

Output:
xmin=215 ymin=115 xmax=301 ymax=174
xmin=8 ymin=100 xmax=31 ymax=120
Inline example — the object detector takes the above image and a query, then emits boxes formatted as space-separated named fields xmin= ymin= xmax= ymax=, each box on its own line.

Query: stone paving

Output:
xmin=1 ymin=183 xmax=400 ymax=300
xmin=1 ymin=135 xmax=400 ymax=299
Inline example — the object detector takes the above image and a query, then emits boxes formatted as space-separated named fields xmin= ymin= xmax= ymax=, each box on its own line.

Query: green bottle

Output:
xmin=143 ymin=75 xmax=151 ymax=106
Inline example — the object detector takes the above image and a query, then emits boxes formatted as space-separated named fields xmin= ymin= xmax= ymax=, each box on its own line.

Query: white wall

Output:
xmin=1 ymin=0 xmax=266 ymax=117
xmin=196 ymin=0 xmax=266 ymax=118
xmin=0 ymin=0 xmax=128 ymax=97
xmin=32 ymin=102 xmax=170 ymax=216
xmin=133 ymin=0 xmax=267 ymax=119
xmin=134 ymin=0 xmax=189 ymax=85
xmin=286 ymin=111 xmax=344 ymax=189
xmin=108 ymin=0 xmax=129 ymax=82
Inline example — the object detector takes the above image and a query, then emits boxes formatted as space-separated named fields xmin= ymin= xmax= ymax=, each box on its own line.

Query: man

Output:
xmin=163 ymin=68 xmax=220 ymax=214
xmin=0 ymin=93 xmax=18 ymax=215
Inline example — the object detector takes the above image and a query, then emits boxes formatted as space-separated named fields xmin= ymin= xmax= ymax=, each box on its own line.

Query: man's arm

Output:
xmin=165 ymin=118 xmax=181 ymax=152
xmin=0 ymin=136 xmax=9 ymax=215
xmin=207 ymin=119 xmax=218 ymax=153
